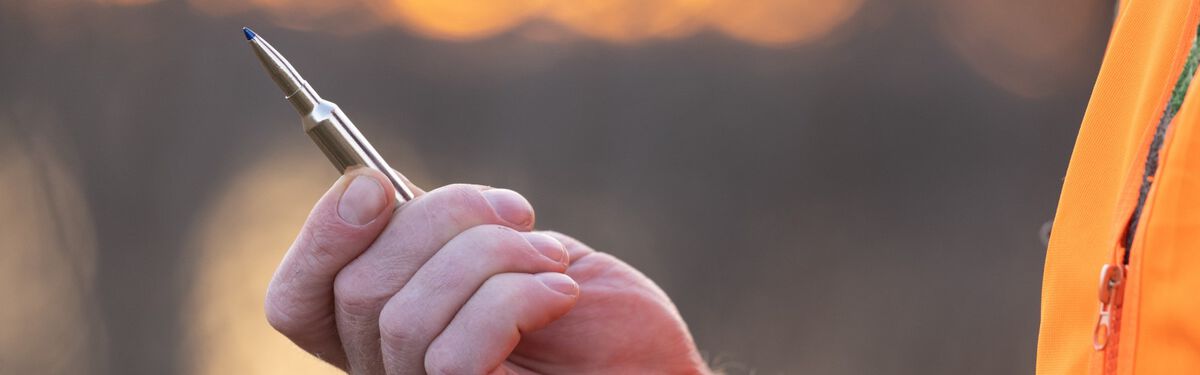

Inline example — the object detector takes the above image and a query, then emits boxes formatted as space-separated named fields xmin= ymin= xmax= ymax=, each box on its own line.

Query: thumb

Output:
xmin=264 ymin=166 xmax=397 ymax=369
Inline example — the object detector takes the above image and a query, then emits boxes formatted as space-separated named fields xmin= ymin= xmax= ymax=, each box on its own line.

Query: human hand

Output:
xmin=265 ymin=167 xmax=709 ymax=374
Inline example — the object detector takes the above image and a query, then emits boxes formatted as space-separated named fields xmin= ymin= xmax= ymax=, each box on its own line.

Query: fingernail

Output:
xmin=523 ymin=232 xmax=567 ymax=265
xmin=535 ymin=273 xmax=579 ymax=296
xmin=338 ymin=174 xmax=387 ymax=225
xmin=481 ymin=189 xmax=533 ymax=228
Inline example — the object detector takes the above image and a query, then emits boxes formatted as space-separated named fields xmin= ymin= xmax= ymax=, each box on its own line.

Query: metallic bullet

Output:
xmin=244 ymin=27 xmax=415 ymax=203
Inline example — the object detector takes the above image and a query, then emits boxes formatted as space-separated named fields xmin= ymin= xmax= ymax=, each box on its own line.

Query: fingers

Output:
xmin=333 ymin=185 xmax=537 ymax=374
xmin=420 ymin=273 xmax=580 ymax=375
xmin=377 ymin=231 xmax=569 ymax=372
xmin=539 ymin=231 xmax=597 ymax=263
xmin=265 ymin=167 xmax=397 ymax=369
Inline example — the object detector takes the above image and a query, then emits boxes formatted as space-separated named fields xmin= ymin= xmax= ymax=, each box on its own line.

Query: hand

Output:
xmin=264 ymin=168 xmax=709 ymax=374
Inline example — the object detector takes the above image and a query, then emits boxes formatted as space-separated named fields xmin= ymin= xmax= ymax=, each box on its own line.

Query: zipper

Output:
xmin=1092 ymin=264 xmax=1124 ymax=372
xmin=1091 ymin=18 xmax=1200 ymax=374
xmin=1120 ymin=25 xmax=1200 ymax=263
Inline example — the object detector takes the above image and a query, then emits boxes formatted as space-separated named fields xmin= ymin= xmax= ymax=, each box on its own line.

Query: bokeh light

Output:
xmin=544 ymin=0 xmax=707 ymax=43
xmin=182 ymin=143 xmax=340 ymax=375
xmin=0 ymin=109 xmax=104 ymax=374
xmin=702 ymin=0 xmax=863 ymax=46
xmin=936 ymin=0 xmax=1106 ymax=97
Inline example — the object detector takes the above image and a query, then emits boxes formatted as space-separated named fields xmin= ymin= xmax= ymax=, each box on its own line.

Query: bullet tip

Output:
xmin=242 ymin=27 xmax=256 ymax=40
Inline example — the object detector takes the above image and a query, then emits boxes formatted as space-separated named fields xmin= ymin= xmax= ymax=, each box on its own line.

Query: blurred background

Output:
xmin=0 ymin=0 xmax=1114 ymax=373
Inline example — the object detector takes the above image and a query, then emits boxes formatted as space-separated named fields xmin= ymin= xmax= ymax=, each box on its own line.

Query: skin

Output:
xmin=265 ymin=167 xmax=709 ymax=374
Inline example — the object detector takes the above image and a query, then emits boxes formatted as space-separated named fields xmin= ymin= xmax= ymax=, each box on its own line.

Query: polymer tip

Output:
xmin=245 ymin=27 xmax=319 ymax=113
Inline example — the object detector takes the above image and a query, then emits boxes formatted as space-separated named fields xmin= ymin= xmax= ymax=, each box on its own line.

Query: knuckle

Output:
xmin=332 ymin=268 xmax=391 ymax=316
xmin=425 ymin=348 xmax=469 ymax=375
xmin=263 ymin=289 xmax=306 ymax=337
xmin=301 ymin=231 xmax=337 ymax=271
xmin=263 ymin=300 xmax=294 ymax=334
xmin=301 ymin=219 xmax=351 ymax=268
xmin=377 ymin=305 xmax=420 ymax=346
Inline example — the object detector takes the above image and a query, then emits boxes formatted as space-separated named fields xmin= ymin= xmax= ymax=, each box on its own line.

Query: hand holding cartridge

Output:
xmin=247 ymin=28 xmax=709 ymax=374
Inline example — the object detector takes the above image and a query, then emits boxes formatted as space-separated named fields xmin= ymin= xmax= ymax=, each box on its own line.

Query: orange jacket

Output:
xmin=1037 ymin=0 xmax=1200 ymax=373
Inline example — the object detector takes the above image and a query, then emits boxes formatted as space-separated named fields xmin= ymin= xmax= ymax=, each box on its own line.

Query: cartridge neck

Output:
xmin=287 ymin=82 xmax=319 ymax=113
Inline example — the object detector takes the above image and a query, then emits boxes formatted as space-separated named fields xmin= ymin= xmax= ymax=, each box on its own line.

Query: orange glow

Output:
xmin=703 ymin=0 xmax=863 ymax=46
xmin=379 ymin=0 xmax=547 ymax=41
xmin=937 ymin=0 xmax=1104 ymax=97
xmin=182 ymin=0 xmax=862 ymax=46
xmin=545 ymin=0 xmax=708 ymax=43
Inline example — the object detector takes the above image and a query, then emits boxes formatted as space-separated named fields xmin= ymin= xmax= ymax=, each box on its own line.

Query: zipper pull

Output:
xmin=1093 ymin=264 xmax=1125 ymax=350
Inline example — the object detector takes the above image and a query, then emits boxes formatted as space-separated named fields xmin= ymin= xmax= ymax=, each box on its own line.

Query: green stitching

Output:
xmin=1166 ymin=24 xmax=1200 ymax=117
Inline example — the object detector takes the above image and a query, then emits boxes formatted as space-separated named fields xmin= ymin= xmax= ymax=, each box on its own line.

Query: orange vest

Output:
xmin=1038 ymin=0 xmax=1200 ymax=373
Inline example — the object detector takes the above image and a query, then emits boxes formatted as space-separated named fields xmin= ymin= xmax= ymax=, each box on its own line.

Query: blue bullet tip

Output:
xmin=243 ymin=27 xmax=256 ymax=40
